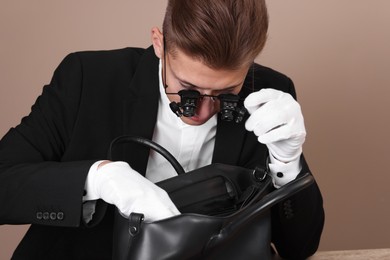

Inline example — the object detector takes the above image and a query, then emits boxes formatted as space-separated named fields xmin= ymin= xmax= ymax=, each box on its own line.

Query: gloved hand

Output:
xmin=244 ymin=88 xmax=306 ymax=163
xmin=85 ymin=161 xmax=180 ymax=222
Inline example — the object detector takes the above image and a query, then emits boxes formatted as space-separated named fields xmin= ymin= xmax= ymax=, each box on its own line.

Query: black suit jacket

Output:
xmin=0 ymin=47 xmax=324 ymax=259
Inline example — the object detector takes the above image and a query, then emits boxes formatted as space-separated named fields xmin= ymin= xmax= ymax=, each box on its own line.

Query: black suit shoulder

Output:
xmin=54 ymin=47 xmax=146 ymax=81
xmin=73 ymin=47 xmax=146 ymax=64
xmin=0 ymin=47 xmax=152 ymax=227
xmin=241 ymin=63 xmax=297 ymax=99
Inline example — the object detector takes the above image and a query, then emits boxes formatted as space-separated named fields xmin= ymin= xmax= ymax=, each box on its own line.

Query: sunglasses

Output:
xmin=166 ymin=89 xmax=247 ymax=123
xmin=162 ymin=44 xmax=252 ymax=123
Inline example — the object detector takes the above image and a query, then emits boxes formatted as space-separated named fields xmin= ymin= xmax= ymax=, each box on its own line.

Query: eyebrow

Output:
xmin=178 ymin=78 xmax=243 ymax=92
xmin=168 ymin=59 xmax=244 ymax=91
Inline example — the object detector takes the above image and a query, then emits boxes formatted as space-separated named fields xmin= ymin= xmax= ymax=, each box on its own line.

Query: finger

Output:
xmin=258 ymin=121 xmax=306 ymax=144
xmin=257 ymin=122 xmax=294 ymax=144
xmin=244 ymin=88 xmax=283 ymax=114
xmin=143 ymin=202 xmax=180 ymax=222
xmin=245 ymin=100 xmax=287 ymax=134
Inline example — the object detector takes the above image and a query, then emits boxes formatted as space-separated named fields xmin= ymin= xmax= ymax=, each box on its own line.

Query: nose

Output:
xmin=195 ymin=96 xmax=217 ymax=116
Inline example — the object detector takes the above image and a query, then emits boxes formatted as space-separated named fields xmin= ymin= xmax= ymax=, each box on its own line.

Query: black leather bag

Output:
xmin=109 ymin=136 xmax=314 ymax=260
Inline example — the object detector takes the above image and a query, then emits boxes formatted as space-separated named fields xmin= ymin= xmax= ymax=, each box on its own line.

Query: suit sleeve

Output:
xmin=0 ymin=53 xmax=99 ymax=227
xmin=270 ymin=78 xmax=325 ymax=259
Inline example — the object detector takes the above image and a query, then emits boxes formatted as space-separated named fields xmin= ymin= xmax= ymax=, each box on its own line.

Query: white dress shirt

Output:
xmin=145 ymin=61 xmax=217 ymax=183
xmin=82 ymin=60 xmax=301 ymax=222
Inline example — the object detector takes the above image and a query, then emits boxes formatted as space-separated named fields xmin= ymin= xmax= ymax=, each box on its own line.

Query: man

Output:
xmin=0 ymin=0 xmax=324 ymax=259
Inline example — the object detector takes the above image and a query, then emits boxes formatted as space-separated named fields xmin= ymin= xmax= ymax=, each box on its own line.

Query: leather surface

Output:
xmin=112 ymin=164 xmax=280 ymax=260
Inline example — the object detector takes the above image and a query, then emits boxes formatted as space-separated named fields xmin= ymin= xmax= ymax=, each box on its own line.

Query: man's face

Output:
xmin=164 ymin=49 xmax=250 ymax=126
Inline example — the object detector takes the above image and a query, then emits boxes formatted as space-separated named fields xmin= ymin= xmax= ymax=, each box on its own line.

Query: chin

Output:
xmin=181 ymin=116 xmax=209 ymax=126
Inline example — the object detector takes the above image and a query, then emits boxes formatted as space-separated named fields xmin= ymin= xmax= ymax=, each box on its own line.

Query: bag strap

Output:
xmin=107 ymin=135 xmax=185 ymax=175
xmin=205 ymin=172 xmax=314 ymax=251
xmin=109 ymin=135 xmax=313 ymax=250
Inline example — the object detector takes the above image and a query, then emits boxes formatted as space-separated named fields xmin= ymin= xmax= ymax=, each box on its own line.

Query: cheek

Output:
xmin=166 ymin=93 xmax=180 ymax=104
xmin=164 ymin=82 xmax=181 ymax=104
xmin=213 ymin=100 xmax=221 ymax=112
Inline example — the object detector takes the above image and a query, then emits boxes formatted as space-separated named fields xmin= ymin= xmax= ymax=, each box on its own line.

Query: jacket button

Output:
xmin=57 ymin=212 xmax=64 ymax=220
xmin=285 ymin=209 xmax=294 ymax=219
xmin=36 ymin=212 xmax=43 ymax=220
xmin=283 ymin=199 xmax=292 ymax=207
xmin=43 ymin=212 xmax=49 ymax=220
xmin=283 ymin=200 xmax=294 ymax=219
xmin=50 ymin=212 xmax=57 ymax=220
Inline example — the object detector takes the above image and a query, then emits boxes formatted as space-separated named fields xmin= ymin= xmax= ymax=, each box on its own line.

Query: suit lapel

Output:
xmin=212 ymin=66 xmax=256 ymax=165
xmin=120 ymin=47 xmax=253 ymax=172
xmin=212 ymin=118 xmax=247 ymax=165
xmin=122 ymin=47 xmax=160 ymax=175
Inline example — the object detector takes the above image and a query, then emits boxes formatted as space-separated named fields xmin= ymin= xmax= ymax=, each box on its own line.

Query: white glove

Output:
xmin=244 ymin=89 xmax=306 ymax=188
xmin=244 ymin=88 xmax=306 ymax=163
xmin=84 ymin=161 xmax=180 ymax=222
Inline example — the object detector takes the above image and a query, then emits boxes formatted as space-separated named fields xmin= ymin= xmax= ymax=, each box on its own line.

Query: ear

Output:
xmin=151 ymin=27 xmax=164 ymax=59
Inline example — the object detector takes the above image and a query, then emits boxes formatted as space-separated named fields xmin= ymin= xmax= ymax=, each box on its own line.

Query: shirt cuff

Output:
xmin=82 ymin=160 xmax=105 ymax=224
xmin=83 ymin=160 xmax=105 ymax=202
xmin=82 ymin=200 xmax=97 ymax=224
xmin=268 ymin=154 xmax=302 ymax=189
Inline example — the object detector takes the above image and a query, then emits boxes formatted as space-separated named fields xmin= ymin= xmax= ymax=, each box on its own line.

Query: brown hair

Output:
xmin=163 ymin=0 xmax=269 ymax=70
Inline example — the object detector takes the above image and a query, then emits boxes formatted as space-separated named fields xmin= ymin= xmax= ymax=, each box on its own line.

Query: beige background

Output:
xmin=1 ymin=0 xmax=389 ymax=258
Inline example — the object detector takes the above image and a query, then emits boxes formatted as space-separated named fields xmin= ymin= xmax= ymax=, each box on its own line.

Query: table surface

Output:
xmin=309 ymin=248 xmax=390 ymax=260
xmin=272 ymin=248 xmax=390 ymax=260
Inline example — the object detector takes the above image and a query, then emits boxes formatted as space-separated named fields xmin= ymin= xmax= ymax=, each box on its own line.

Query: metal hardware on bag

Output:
xmin=128 ymin=213 xmax=144 ymax=236
xmin=110 ymin=136 xmax=316 ymax=260
xmin=252 ymin=166 xmax=268 ymax=182
xmin=129 ymin=226 xmax=137 ymax=235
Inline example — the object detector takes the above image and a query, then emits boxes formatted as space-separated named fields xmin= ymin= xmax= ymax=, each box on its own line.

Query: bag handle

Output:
xmin=107 ymin=135 xmax=185 ymax=175
xmin=109 ymin=135 xmax=314 ymax=252
xmin=205 ymin=172 xmax=314 ymax=251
